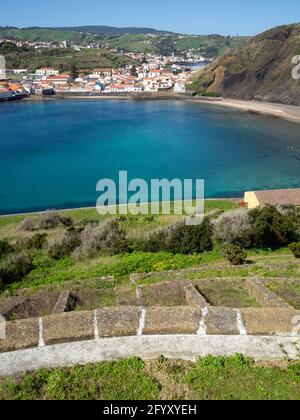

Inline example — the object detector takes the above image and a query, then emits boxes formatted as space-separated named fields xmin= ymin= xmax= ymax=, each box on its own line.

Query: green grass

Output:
xmin=1 ymin=356 xmax=300 ymax=400
xmin=3 ymin=251 xmax=206 ymax=293
xmin=3 ymin=247 xmax=299 ymax=297
xmin=0 ymin=358 xmax=160 ymax=400
xmin=1 ymin=202 xmax=299 ymax=298
xmin=0 ymin=200 xmax=237 ymax=235
xmin=185 ymin=355 xmax=300 ymax=400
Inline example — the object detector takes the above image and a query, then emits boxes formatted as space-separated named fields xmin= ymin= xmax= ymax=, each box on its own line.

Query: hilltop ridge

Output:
xmin=190 ymin=23 xmax=300 ymax=105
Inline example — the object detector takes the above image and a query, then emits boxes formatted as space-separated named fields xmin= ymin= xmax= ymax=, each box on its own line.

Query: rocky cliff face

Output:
xmin=190 ymin=24 xmax=300 ymax=105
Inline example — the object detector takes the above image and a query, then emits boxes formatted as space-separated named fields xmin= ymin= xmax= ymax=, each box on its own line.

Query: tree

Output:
xmin=70 ymin=63 xmax=79 ymax=80
xmin=130 ymin=65 xmax=138 ymax=77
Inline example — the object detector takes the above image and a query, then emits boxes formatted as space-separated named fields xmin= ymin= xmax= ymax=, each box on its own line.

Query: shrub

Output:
xmin=0 ymin=252 xmax=34 ymax=287
xmin=221 ymin=244 xmax=247 ymax=265
xmin=248 ymin=205 xmax=297 ymax=249
xmin=60 ymin=216 xmax=74 ymax=228
xmin=48 ymin=230 xmax=81 ymax=260
xmin=289 ymin=242 xmax=300 ymax=258
xmin=76 ymin=220 xmax=129 ymax=258
xmin=168 ymin=219 xmax=214 ymax=254
xmin=18 ymin=217 xmax=39 ymax=232
xmin=0 ymin=240 xmax=14 ymax=259
xmin=18 ymin=212 xmax=69 ymax=232
xmin=140 ymin=218 xmax=214 ymax=255
xmin=213 ymin=209 xmax=252 ymax=248
xmin=16 ymin=233 xmax=47 ymax=250
xmin=39 ymin=212 xmax=61 ymax=230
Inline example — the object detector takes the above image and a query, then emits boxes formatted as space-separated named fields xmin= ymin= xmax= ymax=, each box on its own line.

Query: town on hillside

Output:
xmin=0 ymin=38 xmax=211 ymax=97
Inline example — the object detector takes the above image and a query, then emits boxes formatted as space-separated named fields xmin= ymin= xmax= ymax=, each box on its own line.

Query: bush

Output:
xmin=221 ymin=244 xmax=247 ymax=265
xmin=16 ymin=233 xmax=47 ymax=250
xmin=18 ymin=217 xmax=39 ymax=232
xmin=0 ymin=252 xmax=34 ymax=287
xmin=47 ymin=230 xmax=81 ymax=260
xmin=139 ymin=218 xmax=214 ymax=255
xmin=76 ymin=220 xmax=129 ymax=258
xmin=248 ymin=205 xmax=297 ymax=249
xmin=18 ymin=212 xmax=71 ymax=232
xmin=60 ymin=216 xmax=74 ymax=228
xmin=0 ymin=240 xmax=14 ymax=259
xmin=213 ymin=209 xmax=252 ymax=248
xmin=289 ymin=242 xmax=300 ymax=258
xmin=39 ymin=212 xmax=61 ymax=230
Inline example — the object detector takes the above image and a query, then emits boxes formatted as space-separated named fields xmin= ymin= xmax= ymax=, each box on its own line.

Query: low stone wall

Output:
xmin=245 ymin=279 xmax=293 ymax=308
xmin=1 ymin=306 xmax=299 ymax=354
xmin=184 ymin=283 xmax=208 ymax=307
xmin=129 ymin=259 xmax=300 ymax=285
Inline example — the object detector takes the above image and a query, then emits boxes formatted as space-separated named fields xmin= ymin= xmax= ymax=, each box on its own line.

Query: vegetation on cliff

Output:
xmin=190 ymin=23 xmax=300 ymax=105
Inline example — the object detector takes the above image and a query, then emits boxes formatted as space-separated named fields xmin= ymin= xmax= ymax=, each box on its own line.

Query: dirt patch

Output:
xmin=75 ymin=289 xmax=118 ymax=310
xmin=144 ymin=358 xmax=195 ymax=400
xmin=138 ymin=281 xmax=186 ymax=307
xmin=195 ymin=279 xmax=260 ymax=308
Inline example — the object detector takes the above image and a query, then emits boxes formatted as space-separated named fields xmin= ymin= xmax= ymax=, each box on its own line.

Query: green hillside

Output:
xmin=0 ymin=42 xmax=134 ymax=72
xmin=51 ymin=25 xmax=173 ymax=35
xmin=0 ymin=27 xmax=250 ymax=57
xmin=189 ymin=23 xmax=300 ymax=105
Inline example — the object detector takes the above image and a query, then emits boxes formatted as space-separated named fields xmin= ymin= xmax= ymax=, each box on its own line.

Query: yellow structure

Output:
xmin=244 ymin=191 xmax=260 ymax=209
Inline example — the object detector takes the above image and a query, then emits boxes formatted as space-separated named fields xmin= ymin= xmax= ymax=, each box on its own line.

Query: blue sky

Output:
xmin=0 ymin=0 xmax=299 ymax=35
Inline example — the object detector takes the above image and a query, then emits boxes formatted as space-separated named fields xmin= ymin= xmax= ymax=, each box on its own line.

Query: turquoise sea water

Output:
xmin=0 ymin=99 xmax=300 ymax=214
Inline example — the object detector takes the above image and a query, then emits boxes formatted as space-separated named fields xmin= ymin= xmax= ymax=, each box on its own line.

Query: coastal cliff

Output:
xmin=189 ymin=23 xmax=300 ymax=105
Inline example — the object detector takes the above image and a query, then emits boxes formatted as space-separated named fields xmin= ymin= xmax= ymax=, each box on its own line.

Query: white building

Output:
xmin=36 ymin=68 xmax=59 ymax=76
xmin=174 ymin=83 xmax=187 ymax=93
xmin=92 ymin=68 xmax=112 ymax=77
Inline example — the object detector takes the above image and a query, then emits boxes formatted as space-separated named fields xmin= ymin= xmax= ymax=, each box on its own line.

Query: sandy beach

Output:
xmin=189 ymin=98 xmax=300 ymax=125
xmin=24 ymin=94 xmax=300 ymax=124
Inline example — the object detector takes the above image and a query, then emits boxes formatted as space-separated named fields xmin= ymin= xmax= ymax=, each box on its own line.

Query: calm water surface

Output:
xmin=0 ymin=99 xmax=300 ymax=214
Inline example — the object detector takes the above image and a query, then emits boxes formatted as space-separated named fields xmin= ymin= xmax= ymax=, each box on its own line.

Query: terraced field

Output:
xmin=1 ymin=201 xmax=300 ymax=400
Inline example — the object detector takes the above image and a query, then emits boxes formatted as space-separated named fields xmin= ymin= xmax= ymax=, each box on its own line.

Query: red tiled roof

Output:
xmin=48 ymin=75 xmax=69 ymax=79
xmin=254 ymin=189 xmax=300 ymax=206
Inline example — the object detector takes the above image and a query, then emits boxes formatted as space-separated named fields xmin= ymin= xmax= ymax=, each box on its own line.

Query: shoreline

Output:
xmin=23 ymin=94 xmax=300 ymax=125
xmin=0 ymin=198 xmax=241 ymax=218
xmin=188 ymin=97 xmax=300 ymax=125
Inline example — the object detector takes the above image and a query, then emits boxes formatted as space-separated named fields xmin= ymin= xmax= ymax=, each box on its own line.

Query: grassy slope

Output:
xmin=0 ymin=28 xmax=101 ymax=43
xmin=1 ymin=356 xmax=300 ymax=400
xmin=0 ymin=28 xmax=250 ymax=57
xmin=0 ymin=200 xmax=237 ymax=293
xmin=0 ymin=44 xmax=134 ymax=72
xmin=1 ymin=201 xmax=299 ymax=296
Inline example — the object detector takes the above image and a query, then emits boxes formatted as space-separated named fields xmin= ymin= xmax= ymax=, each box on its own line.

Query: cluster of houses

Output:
xmin=1 ymin=61 xmax=197 ymax=95
xmin=0 ymin=35 xmax=211 ymax=96
xmin=0 ymin=34 xmax=211 ymax=96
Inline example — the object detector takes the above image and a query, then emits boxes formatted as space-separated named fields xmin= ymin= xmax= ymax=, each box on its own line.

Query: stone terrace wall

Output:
xmin=1 ymin=306 xmax=299 ymax=354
